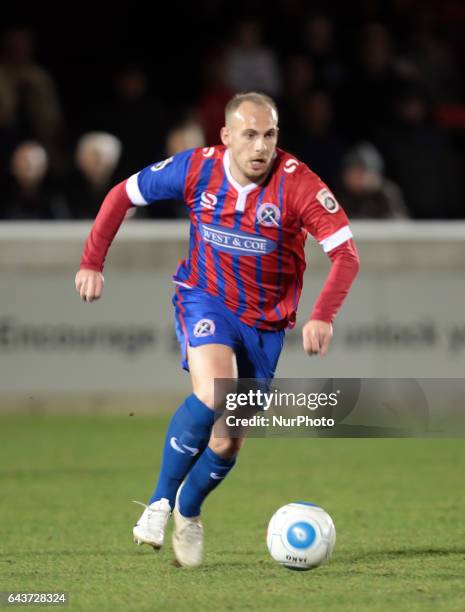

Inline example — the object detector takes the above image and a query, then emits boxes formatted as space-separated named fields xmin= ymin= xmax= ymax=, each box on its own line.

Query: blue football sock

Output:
xmin=178 ymin=447 xmax=236 ymax=518
xmin=149 ymin=394 xmax=215 ymax=508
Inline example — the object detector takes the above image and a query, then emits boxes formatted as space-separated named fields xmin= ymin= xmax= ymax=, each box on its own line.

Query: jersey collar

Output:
xmin=223 ymin=149 xmax=259 ymax=196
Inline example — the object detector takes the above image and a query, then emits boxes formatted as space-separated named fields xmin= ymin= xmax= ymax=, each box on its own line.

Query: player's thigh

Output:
xmin=188 ymin=343 xmax=238 ymax=409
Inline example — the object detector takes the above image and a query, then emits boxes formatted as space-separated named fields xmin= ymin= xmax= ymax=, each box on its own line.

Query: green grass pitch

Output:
xmin=1 ymin=414 xmax=465 ymax=611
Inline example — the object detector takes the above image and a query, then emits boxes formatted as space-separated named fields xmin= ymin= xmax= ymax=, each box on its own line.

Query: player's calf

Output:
xmin=149 ymin=394 xmax=215 ymax=509
xmin=208 ymin=435 xmax=245 ymax=458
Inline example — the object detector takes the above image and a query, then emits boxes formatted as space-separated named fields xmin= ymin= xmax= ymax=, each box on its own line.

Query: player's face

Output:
xmin=221 ymin=102 xmax=278 ymax=186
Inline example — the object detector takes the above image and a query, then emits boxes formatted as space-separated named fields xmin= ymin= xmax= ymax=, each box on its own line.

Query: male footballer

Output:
xmin=75 ymin=92 xmax=359 ymax=567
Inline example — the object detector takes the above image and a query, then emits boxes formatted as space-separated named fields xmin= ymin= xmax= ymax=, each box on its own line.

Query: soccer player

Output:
xmin=75 ymin=92 xmax=359 ymax=568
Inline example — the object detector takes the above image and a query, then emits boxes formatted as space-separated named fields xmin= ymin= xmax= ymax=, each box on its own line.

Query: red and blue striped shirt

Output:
xmin=82 ymin=145 xmax=357 ymax=330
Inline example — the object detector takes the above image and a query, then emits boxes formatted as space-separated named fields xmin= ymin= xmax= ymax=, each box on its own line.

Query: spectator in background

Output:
xmin=375 ymin=85 xmax=463 ymax=218
xmin=64 ymin=132 xmax=122 ymax=219
xmin=1 ymin=141 xmax=68 ymax=219
xmin=290 ymin=90 xmax=346 ymax=184
xmin=144 ymin=114 xmax=205 ymax=220
xmin=300 ymin=14 xmax=346 ymax=90
xmin=343 ymin=23 xmax=406 ymax=141
xmin=334 ymin=142 xmax=409 ymax=219
xmin=224 ymin=20 xmax=282 ymax=96
xmin=166 ymin=115 xmax=205 ymax=156
xmin=95 ymin=63 xmax=166 ymax=181
xmin=197 ymin=56 xmax=234 ymax=146
xmin=278 ymin=54 xmax=315 ymax=149
xmin=0 ymin=27 xmax=64 ymax=172
xmin=409 ymin=6 xmax=462 ymax=104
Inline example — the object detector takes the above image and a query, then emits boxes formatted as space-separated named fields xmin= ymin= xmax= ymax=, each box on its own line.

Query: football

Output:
xmin=266 ymin=502 xmax=336 ymax=570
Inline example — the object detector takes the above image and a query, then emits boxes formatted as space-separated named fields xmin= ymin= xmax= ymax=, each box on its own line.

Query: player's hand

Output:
xmin=75 ymin=269 xmax=104 ymax=303
xmin=302 ymin=320 xmax=333 ymax=357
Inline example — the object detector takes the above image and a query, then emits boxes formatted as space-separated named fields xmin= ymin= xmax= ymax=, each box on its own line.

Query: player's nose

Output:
xmin=254 ymin=137 xmax=267 ymax=153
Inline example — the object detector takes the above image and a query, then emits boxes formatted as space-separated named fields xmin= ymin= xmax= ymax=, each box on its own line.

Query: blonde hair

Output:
xmin=76 ymin=132 xmax=122 ymax=166
xmin=225 ymin=92 xmax=278 ymax=124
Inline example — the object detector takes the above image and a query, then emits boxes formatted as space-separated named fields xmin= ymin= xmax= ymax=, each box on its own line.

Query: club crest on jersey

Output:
xmin=193 ymin=319 xmax=216 ymax=338
xmin=257 ymin=203 xmax=281 ymax=227
xmin=200 ymin=192 xmax=217 ymax=210
xmin=151 ymin=156 xmax=174 ymax=172
xmin=284 ymin=158 xmax=299 ymax=173
xmin=316 ymin=188 xmax=340 ymax=213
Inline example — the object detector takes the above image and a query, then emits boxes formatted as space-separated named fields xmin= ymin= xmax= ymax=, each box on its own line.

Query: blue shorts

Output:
xmin=173 ymin=285 xmax=285 ymax=380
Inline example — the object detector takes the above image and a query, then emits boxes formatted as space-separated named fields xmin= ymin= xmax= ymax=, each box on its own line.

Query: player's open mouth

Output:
xmin=250 ymin=159 xmax=267 ymax=170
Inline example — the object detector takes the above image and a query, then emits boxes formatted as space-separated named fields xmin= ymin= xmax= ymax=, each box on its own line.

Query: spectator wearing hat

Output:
xmin=334 ymin=143 xmax=409 ymax=219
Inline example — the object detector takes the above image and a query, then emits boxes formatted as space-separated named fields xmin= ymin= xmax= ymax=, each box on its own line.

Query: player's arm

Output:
xmin=75 ymin=151 xmax=194 ymax=303
xmin=296 ymin=172 xmax=360 ymax=356
xmin=303 ymin=238 xmax=359 ymax=356
xmin=75 ymin=180 xmax=131 ymax=302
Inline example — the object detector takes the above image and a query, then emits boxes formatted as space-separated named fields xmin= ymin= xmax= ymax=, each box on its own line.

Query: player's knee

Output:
xmin=193 ymin=382 xmax=237 ymax=411
xmin=194 ymin=388 xmax=223 ymax=411
xmin=209 ymin=436 xmax=244 ymax=458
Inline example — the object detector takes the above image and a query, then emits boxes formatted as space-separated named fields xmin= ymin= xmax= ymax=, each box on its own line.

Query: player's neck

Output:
xmin=227 ymin=155 xmax=267 ymax=189
xmin=228 ymin=162 xmax=255 ymax=188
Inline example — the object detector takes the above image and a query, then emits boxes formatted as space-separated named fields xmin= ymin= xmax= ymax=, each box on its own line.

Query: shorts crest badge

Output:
xmin=193 ymin=319 xmax=216 ymax=338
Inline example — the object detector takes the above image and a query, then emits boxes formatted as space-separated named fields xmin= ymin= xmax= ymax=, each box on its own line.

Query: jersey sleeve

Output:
xmin=125 ymin=149 xmax=194 ymax=205
xmin=294 ymin=166 xmax=353 ymax=252
xmin=309 ymin=239 xmax=360 ymax=323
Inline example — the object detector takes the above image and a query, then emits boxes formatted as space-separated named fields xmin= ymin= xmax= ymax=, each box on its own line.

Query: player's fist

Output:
xmin=302 ymin=320 xmax=333 ymax=357
xmin=75 ymin=269 xmax=104 ymax=303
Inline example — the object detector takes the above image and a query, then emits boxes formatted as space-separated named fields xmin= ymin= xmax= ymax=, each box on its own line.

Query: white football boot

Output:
xmin=172 ymin=492 xmax=204 ymax=568
xmin=133 ymin=498 xmax=171 ymax=550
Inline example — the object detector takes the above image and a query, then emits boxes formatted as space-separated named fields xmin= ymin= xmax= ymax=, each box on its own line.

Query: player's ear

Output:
xmin=220 ymin=126 xmax=229 ymax=146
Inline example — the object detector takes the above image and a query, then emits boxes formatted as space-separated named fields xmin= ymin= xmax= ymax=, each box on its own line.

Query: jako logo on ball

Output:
xmin=266 ymin=502 xmax=336 ymax=570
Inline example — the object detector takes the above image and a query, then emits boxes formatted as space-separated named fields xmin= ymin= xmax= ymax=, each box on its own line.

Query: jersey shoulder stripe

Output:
xmin=128 ymin=148 xmax=195 ymax=205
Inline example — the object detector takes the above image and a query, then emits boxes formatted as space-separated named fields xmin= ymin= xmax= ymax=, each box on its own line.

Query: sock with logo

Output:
xmin=177 ymin=447 xmax=236 ymax=518
xmin=149 ymin=394 xmax=215 ymax=508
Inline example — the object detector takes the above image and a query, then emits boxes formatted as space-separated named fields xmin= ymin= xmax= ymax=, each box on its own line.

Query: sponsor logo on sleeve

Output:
xmin=257 ymin=203 xmax=281 ymax=227
xmin=151 ymin=156 xmax=174 ymax=172
xmin=316 ymin=188 xmax=340 ymax=213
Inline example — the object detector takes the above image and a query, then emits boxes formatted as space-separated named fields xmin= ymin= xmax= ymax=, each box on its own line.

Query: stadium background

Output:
xmin=1 ymin=2 xmax=465 ymax=611
xmin=1 ymin=0 xmax=464 ymax=407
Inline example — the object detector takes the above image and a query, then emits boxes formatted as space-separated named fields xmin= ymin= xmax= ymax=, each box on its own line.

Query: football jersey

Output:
xmin=125 ymin=145 xmax=353 ymax=331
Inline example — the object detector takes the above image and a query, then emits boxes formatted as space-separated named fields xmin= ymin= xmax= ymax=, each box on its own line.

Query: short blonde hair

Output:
xmin=76 ymin=132 xmax=122 ymax=166
xmin=225 ymin=92 xmax=278 ymax=124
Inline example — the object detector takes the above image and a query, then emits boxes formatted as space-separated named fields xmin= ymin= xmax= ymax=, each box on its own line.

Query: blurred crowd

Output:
xmin=1 ymin=0 xmax=464 ymax=220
